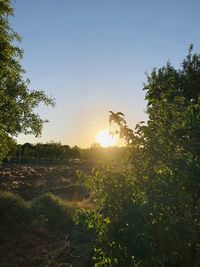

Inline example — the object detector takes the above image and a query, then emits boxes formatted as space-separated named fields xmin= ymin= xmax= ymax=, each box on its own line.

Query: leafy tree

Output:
xmin=0 ymin=0 xmax=55 ymax=162
xmin=62 ymin=144 xmax=71 ymax=161
xmin=84 ymin=46 xmax=200 ymax=266
xmin=70 ymin=145 xmax=81 ymax=159
xmin=21 ymin=142 xmax=36 ymax=159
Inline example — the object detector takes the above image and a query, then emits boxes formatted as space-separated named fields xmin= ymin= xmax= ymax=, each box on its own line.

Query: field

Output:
xmin=0 ymin=162 xmax=94 ymax=267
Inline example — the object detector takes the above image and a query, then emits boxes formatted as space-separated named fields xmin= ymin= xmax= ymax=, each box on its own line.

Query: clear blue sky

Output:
xmin=13 ymin=0 xmax=200 ymax=147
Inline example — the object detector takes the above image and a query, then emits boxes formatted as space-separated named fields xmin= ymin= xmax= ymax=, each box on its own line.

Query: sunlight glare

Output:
xmin=95 ymin=129 xmax=117 ymax=148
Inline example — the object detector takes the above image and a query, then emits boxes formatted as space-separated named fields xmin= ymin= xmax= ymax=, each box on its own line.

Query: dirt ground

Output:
xmin=0 ymin=162 xmax=92 ymax=200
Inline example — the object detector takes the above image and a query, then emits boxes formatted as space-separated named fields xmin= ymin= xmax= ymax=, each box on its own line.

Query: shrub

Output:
xmin=30 ymin=193 xmax=73 ymax=231
xmin=0 ymin=191 xmax=30 ymax=228
xmin=84 ymin=167 xmax=199 ymax=266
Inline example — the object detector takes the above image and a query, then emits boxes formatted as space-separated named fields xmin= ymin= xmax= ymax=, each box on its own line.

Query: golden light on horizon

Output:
xmin=95 ymin=129 xmax=118 ymax=148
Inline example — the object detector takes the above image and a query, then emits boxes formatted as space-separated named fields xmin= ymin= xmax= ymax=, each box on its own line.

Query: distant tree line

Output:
xmin=81 ymin=144 xmax=127 ymax=162
xmin=4 ymin=142 xmax=80 ymax=164
xmin=3 ymin=141 xmax=126 ymax=164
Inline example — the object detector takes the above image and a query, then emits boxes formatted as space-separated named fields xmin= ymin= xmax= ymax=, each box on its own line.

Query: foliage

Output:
xmin=0 ymin=191 xmax=30 ymax=228
xmin=0 ymin=191 xmax=81 ymax=233
xmin=0 ymin=190 xmax=95 ymax=266
xmin=35 ymin=142 xmax=71 ymax=162
xmin=6 ymin=141 xmax=74 ymax=163
xmin=84 ymin=46 xmax=200 ymax=266
xmin=73 ymin=208 xmax=96 ymax=243
xmin=30 ymin=193 xmax=73 ymax=231
xmin=4 ymin=141 xmax=126 ymax=163
xmin=0 ymin=0 xmax=55 ymax=163
xmin=81 ymin=145 xmax=127 ymax=162
xmin=70 ymin=145 xmax=81 ymax=159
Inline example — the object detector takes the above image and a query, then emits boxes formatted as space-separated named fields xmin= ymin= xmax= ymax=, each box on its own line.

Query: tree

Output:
xmin=84 ymin=46 xmax=200 ymax=266
xmin=0 ymin=0 xmax=55 ymax=162
xmin=70 ymin=145 xmax=81 ymax=159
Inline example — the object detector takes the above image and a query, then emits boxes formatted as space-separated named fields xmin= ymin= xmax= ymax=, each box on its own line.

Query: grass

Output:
xmin=0 ymin=191 xmax=30 ymax=228
xmin=30 ymin=192 xmax=73 ymax=231
xmin=0 ymin=191 xmax=93 ymax=232
xmin=0 ymin=191 xmax=95 ymax=266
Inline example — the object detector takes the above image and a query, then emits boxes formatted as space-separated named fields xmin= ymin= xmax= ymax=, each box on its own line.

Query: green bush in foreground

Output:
xmin=82 ymin=47 xmax=200 ymax=267
xmin=84 ymin=168 xmax=197 ymax=267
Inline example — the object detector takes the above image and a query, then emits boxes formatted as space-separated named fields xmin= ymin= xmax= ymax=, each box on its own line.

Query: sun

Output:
xmin=95 ymin=129 xmax=117 ymax=148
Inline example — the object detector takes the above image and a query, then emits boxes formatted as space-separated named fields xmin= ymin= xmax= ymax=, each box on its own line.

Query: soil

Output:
xmin=0 ymin=162 xmax=92 ymax=201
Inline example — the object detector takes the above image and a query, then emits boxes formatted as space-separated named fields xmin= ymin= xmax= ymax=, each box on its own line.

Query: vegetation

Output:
xmin=0 ymin=191 xmax=29 ymax=228
xmin=4 ymin=141 xmax=126 ymax=163
xmin=0 ymin=190 xmax=94 ymax=266
xmin=1 ymin=1 xmax=200 ymax=266
xmin=81 ymin=47 xmax=200 ymax=266
xmin=0 ymin=191 xmax=74 ymax=231
xmin=12 ymin=142 xmax=79 ymax=163
xmin=0 ymin=0 xmax=54 ymax=163
xmin=31 ymin=193 xmax=73 ymax=231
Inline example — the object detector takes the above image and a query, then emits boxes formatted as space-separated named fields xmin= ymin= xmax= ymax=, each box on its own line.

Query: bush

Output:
xmin=0 ymin=191 xmax=30 ymax=228
xmin=30 ymin=193 xmax=73 ymax=231
xmin=84 ymin=166 xmax=199 ymax=266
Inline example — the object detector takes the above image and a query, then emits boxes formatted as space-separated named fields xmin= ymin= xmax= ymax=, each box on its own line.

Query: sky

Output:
xmin=12 ymin=0 xmax=200 ymax=147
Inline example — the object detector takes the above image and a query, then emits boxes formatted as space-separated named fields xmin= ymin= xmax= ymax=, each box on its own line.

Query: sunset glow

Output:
xmin=95 ymin=129 xmax=117 ymax=147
